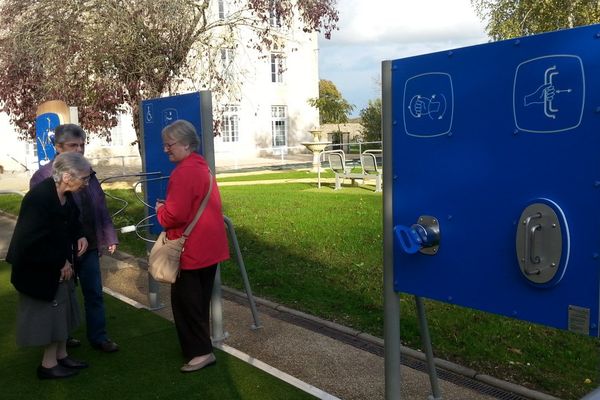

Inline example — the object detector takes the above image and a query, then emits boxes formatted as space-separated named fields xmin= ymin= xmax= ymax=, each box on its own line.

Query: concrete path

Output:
xmin=0 ymin=212 xmax=561 ymax=400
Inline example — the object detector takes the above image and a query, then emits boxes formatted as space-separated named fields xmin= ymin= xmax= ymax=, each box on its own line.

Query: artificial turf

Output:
xmin=0 ymin=262 xmax=315 ymax=400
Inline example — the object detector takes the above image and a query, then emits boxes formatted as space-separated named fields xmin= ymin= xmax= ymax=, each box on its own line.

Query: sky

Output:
xmin=318 ymin=0 xmax=489 ymax=117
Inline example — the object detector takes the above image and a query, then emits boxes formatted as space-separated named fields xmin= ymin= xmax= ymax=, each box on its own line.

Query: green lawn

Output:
xmin=0 ymin=262 xmax=314 ymax=400
xmin=1 ymin=174 xmax=599 ymax=399
xmin=217 ymin=170 xmax=335 ymax=182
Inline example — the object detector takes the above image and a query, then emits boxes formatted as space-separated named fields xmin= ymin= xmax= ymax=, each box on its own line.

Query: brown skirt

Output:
xmin=16 ymin=280 xmax=81 ymax=347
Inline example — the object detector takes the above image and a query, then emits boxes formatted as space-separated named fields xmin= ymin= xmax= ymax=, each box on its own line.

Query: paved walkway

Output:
xmin=0 ymin=212 xmax=561 ymax=400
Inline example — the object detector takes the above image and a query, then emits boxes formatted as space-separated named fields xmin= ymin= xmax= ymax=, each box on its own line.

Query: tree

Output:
xmin=0 ymin=0 xmax=339 ymax=144
xmin=359 ymin=98 xmax=381 ymax=142
xmin=308 ymin=79 xmax=354 ymax=130
xmin=472 ymin=0 xmax=600 ymax=40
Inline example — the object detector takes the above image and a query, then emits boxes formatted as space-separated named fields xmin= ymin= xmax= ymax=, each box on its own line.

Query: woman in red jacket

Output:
xmin=155 ymin=120 xmax=229 ymax=372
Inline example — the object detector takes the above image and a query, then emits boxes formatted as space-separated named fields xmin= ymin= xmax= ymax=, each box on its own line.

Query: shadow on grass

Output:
xmin=219 ymin=223 xmax=385 ymax=335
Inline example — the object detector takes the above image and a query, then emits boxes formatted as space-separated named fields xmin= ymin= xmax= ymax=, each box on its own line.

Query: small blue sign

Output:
xmin=35 ymin=113 xmax=60 ymax=165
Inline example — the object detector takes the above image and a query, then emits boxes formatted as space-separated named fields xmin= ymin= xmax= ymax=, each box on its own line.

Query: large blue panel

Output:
xmin=140 ymin=92 xmax=203 ymax=234
xmin=391 ymin=24 xmax=600 ymax=336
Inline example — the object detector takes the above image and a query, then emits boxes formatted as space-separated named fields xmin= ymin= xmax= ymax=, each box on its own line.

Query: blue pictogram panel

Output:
xmin=35 ymin=113 xmax=60 ymax=165
xmin=140 ymin=92 xmax=204 ymax=235
xmin=390 ymin=24 xmax=600 ymax=336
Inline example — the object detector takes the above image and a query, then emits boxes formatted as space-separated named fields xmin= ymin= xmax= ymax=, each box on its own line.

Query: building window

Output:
xmin=269 ymin=0 xmax=281 ymax=28
xmin=221 ymin=48 xmax=234 ymax=77
xmin=271 ymin=53 xmax=284 ymax=83
xmin=271 ymin=105 xmax=287 ymax=147
xmin=218 ymin=0 xmax=228 ymax=19
xmin=107 ymin=114 xmax=125 ymax=146
xmin=222 ymin=105 xmax=240 ymax=143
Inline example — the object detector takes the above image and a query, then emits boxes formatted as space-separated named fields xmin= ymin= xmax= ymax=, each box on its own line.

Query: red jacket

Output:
xmin=157 ymin=153 xmax=229 ymax=269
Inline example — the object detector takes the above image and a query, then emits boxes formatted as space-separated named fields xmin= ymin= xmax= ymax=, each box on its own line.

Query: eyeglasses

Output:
xmin=77 ymin=174 xmax=91 ymax=184
xmin=62 ymin=142 xmax=85 ymax=150
xmin=163 ymin=141 xmax=178 ymax=150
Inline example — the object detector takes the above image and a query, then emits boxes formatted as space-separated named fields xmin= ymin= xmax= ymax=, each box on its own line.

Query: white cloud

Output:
xmin=318 ymin=0 xmax=489 ymax=115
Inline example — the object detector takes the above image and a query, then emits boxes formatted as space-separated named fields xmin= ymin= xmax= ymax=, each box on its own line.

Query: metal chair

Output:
xmin=360 ymin=151 xmax=382 ymax=192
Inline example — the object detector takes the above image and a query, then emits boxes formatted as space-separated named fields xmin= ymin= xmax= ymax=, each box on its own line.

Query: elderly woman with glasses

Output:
xmin=30 ymin=123 xmax=119 ymax=353
xmin=155 ymin=120 xmax=230 ymax=372
xmin=7 ymin=152 xmax=91 ymax=379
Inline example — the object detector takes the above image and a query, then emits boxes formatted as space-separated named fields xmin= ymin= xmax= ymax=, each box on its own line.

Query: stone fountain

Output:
xmin=301 ymin=129 xmax=331 ymax=172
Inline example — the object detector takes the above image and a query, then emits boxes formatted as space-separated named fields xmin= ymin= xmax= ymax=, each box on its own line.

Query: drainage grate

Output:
xmin=223 ymin=291 xmax=534 ymax=400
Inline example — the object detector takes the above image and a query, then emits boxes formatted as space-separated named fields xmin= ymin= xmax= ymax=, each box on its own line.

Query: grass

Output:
xmin=1 ymin=174 xmax=599 ymax=399
xmin=217 ymin=170 xmax=335 ymax=182
xmin=0 ymin=262 xmax=315 ymax=400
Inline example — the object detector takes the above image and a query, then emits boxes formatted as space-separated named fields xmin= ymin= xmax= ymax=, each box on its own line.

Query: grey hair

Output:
xmin=52 ymin=152 xmax=91 ymax=183
xmin=161 ymin=120 xmax=200 ymax=151
xmin=54 ymin=123 xmax=86 ymax=144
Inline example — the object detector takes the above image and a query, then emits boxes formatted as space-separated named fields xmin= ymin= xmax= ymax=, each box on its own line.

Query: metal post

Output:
xmin=415 ymin=296 xmax=443 ymax=400
xmin=198 ymin=91 xmax=228 ymax=344
xmin=382 ymin=60 xmax=402 ymax=400
xmin=224 ymin=215 xmax=262 ymax=329
xmin=317 ymin=157 xmax=322 ymax=189
xmin=211 ymin=264 xmax=228 ymax=343
xmin=146 ymin=241 xmax=164 ymax=310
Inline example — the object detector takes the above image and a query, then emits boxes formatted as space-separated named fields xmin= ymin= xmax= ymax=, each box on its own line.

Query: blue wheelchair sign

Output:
xmin=139 ymin=91 xmax=214 ymax=235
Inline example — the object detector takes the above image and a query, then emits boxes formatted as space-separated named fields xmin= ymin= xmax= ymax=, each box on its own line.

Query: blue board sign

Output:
xmin=390 ymin=24 xmax=600 ymax=336
xmin=35 ymin=112 xmax=60 ymax=165
xmin=140 ymin=92 xmax=212 ymax=235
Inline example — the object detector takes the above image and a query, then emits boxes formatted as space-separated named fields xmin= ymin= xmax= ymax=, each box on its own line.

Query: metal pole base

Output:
xmin=147 ymin=292 xmax=165 ymax=311
xmin=211 ymin=330 xmax=230 ymax=345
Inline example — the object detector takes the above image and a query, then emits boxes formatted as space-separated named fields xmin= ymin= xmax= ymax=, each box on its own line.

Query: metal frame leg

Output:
xmin=211 ymin=264 xmax=228 ymax=343
xmin=335 ymin=174 xmax=342 ymax=190
xmin=375 ymin=174 xmax=382 ymax=192
xmin=224 ymin=216 xmax=262 ymax=329
xmin=415 ymin=296 xmax=443 ymax=400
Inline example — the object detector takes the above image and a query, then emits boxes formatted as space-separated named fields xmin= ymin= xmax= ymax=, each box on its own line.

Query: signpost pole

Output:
xmin=382 ymin=60 xmax=402 ymax=400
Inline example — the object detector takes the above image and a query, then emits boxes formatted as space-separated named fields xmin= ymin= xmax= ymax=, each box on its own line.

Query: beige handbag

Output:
xmin=148 ymin=174 xmax=213 ymax=283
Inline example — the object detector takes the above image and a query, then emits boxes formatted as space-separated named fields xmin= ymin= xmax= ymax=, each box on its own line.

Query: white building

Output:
xmin=0 ymin=1 xmax=319 ymax=176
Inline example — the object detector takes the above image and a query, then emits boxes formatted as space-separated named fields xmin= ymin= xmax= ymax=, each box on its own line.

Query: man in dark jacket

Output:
xmin=30 ymin=124 xmax=119 ymax=353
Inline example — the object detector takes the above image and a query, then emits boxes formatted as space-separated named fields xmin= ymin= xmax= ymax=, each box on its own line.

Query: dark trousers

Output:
xmin=77 ymin=249 xmax=108 ymax=345
xmin=171 ymin=264 xmax=217 ymax=360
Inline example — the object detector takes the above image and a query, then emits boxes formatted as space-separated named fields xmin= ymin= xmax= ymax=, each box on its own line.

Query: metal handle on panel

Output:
xmin=394 ymin=215 xmax=441 ymax=256
xmin=522 ymin=212 xmax=542 ymax=275
xmin=516 ymin=201 xmax=567 ymax=285
xmin=523 ymin=212 xmax=542 ymax=275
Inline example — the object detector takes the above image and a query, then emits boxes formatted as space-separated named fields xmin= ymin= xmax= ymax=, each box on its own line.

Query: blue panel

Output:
xmin=35 ymin=113 xmax=61 ymax=166
xmin=140 ymin=92 xmax=203 ymax=234
xmin=391 ymin=24 xmax=600 ymax=336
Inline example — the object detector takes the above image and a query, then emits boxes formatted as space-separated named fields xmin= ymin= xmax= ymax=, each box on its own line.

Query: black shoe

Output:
xmin=37 ymin=364 xmax=79 ymax=380
xmin=66 ymin=337 xmax=81 ymax=348
xmin=92 ymin=340 xmax=119 ymax=353
xmin=58 ymin=356 xmax=88 ymax=369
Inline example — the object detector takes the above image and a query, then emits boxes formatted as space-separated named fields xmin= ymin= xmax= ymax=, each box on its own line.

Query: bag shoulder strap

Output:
xmin=182 ymin=173 xmax=213 ymax=238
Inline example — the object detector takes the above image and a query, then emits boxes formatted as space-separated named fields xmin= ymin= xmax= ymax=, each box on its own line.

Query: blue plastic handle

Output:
xmin=394 ymin=225 xmax=422 ymax=254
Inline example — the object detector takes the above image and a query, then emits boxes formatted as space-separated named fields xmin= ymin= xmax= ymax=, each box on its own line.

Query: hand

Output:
xmin=76 ymin=237 xmax=88 ymax=257
xmin=155 ymin=200 xmax=165 ymax=210
xmin=524 ymin=83 xmax=555 ymax=106
xmin=107 ymin=244 xmax=117 ymax=254
xmin=60 ymin=260 xmax=74 ymax=281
